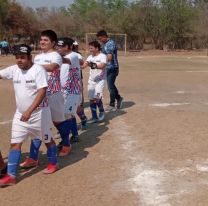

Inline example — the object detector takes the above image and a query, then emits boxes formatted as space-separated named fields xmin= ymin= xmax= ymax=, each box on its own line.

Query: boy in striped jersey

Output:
xmin=20 ymin=31 xmax=72 ymax=169
xmin=57 ymin=37 xmax=82 ymax=143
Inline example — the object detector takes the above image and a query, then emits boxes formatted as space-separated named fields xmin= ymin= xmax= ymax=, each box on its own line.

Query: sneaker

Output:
xmin=98 ymin=112 xmax=105 ymax=121
xmin=105 ymin=105 xmax=117 ymax=112
xmin=20 ymin=157 xmax=38 ymax=169
xmin=58 ymin=145 xmax=72 ymax=157
xmin=0 ymin=165 xmax=7 ymax=178
xmin=0 ymin=175 xmax=16 ymax=187
xmin=43 ymin=163 xmax=59 ymax=174
xmin=71 ymin=135 xmax=79 ymax=143
xmin=117 ymin=97 xmax=124 ymax=109
xmin=87 ymin=118 xmax=98 ymax=124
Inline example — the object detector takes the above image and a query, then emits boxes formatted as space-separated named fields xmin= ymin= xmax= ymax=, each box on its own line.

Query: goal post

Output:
xmin=85 ymin=33 xmax=127 ymax=55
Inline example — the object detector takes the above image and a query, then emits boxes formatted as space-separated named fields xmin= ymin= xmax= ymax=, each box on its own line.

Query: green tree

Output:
xmin=160 ymin=0 xmax=195 ymax=49
xmin=0 ymin=0 xmax=9 ymax=38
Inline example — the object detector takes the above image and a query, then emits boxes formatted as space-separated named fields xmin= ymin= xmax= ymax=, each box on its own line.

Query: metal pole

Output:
xmin=125 ymin=34 xmax=127 ymax=56
xmin=85 ymin=33 xmax=88 ymax=55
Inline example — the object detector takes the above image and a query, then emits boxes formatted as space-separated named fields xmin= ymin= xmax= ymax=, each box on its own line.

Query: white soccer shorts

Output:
xmin=11 ymin=107 xmax=53 ymax=144
xmin=63 ymin=93 xmax=81 ymax=117
xmin=88 ymin=79 xmax=105 ymax=100
xmin=48 ymin=92 xmax=65 ymax=122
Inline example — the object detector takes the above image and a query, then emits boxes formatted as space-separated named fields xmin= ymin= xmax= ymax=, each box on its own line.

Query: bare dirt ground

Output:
xmin=1 ymin=52 xmax=208 ymax=206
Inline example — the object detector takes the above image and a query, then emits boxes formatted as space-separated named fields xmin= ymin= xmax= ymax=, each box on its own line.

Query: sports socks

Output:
xmin=77 ymin=108 xmax=87 ymax=125
xmin=47 ymin=144 xmax=57 ymax=165
xmin=7 ymin=149 xmax=21 ymax=177
xmin=56 ymin=120 xmax=71 ymax=147
xmin=71 ymin=116 xmax=78 ymax=137
xmin=90 ymin=100 xmax=98 ymax=119
xmin=96 ymin=98 xmax=104 ymax=113
xmin=30 ymin=139 xmax=42 ymax=161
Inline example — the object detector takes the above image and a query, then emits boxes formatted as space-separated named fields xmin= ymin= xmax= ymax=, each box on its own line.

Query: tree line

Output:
xmin=1 ymin=0 xmax=208 ymax=50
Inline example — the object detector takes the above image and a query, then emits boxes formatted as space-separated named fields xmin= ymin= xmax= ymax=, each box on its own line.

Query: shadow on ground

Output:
xmin=3 ymin=101 xmax=136 ymax=182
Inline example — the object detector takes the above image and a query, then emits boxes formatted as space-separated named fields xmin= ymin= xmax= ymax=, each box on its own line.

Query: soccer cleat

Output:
xmin=20 ymin=157 xmax=38 ymax=169
xmin=71 ymin=135 xmax=79 ymax=143
xmin=87 ymin=118 xmax=98 ymax=124
xmin=43 ymin=163 xmax=59 ymax=174
xmin=105 ymin=105 xmax=117 ymax=112
xmin=0 ymin=175 xmax=16 ymax=187
xmin=117 ymin=97 xmax=124 ymax=109
xmin=98 ymin=112 xmax=105 ymax=121
xmin=58 ymin=145 xmax=72 ymax=157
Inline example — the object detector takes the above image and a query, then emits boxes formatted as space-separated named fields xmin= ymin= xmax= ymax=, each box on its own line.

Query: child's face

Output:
xmin=89 ymin=46 xmax=98 ymax=55
xmin=15 ymin=54 xmax=31 ymax=70
xmin=56 ymin=45 xmax=68 ymax=56
xmin=40 ymin=36 xmax=55 ymax=52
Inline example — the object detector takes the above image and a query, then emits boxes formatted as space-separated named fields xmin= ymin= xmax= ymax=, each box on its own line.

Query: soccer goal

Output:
xmin=85 ymin=33 xmax=127 ymax=55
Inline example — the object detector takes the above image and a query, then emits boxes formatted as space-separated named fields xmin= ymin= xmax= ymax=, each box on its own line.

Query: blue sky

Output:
xmin=16 ymin=0 xmax=74 ymax=8
xmin=16 ymin=0 xmax=134 ymax=8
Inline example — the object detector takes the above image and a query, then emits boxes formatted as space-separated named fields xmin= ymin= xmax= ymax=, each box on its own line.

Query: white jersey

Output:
xmin=76 ymin=53 xmax=83 ymax=61
xmin=65 ymin=52 xmax=81 ymax=70
xmin=86 ymin=53 xmax=107 ymax=82
xmin=75 ymin=52 xmax=84 ymax=79
xmin=60 ymin=52 xmax=82 ymax=95
xmin=0 ymin=64 xmax=48 ymax=114
xmin=34 ymin=51 xmax=62 ymax=96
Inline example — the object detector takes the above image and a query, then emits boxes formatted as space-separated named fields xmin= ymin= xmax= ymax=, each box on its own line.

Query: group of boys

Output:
xmin=0 ymin=29 xmax=123 ymax=187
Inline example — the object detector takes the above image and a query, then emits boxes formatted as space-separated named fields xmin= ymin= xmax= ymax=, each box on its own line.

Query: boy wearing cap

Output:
xmin=57 ymin=37 xmax=82 ymax=143
xmin=0 ymin=44 xmax=58 ymax=187
xmin=82 ymin=40 xmax=107 ymax=123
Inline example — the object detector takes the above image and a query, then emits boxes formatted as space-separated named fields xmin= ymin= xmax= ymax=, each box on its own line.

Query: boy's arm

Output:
xmin=0 ymin=66 xmax=14 ymax=80
xmin=81 ymin=61 xmax=89 ymax=69
xmin=42 ymin=63 xmax=59 ymax=72
xmin=20 ymin=87 xmax=47 ymax=122
xmin=62 ymin=58 xmax=71 ymax=65
xmin=107 ymin=54 xmax=113 ymax=62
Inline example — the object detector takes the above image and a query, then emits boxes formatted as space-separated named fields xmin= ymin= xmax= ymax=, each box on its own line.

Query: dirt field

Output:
xmin=1 ymin=53 xmax=208 ymax=206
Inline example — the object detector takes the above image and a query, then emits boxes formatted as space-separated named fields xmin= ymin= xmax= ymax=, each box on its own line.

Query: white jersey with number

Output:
xmin=0 ymin=64 xmax=48 ymax=114
xmin=34 ymin=51 xmax=62 ymax=96
xmin=86 ymin=53 xmax=107 ymax=82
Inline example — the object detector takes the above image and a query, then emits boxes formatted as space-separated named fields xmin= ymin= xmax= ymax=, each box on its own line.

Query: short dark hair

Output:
xmin=89 ymin=40 xmax=101 ymax=50
xmin=96 ymin=30 xmax=108 ymax=37
xmin=57 ymin=37 xmax=74 ymax=48
xmin=41 ymin=30 xmax=57 ymax=42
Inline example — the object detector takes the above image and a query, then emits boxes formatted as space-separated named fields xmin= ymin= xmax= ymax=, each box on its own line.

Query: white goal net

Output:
xmin=85 ymin=33 xmax=127 ymax=55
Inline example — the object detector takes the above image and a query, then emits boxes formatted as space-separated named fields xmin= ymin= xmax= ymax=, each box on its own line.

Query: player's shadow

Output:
xmin=16 ymin=100 xmax=135 ymax=181
xmin=121 ymin=101 xmax=135 ymax=109
xmin=83 ymin=100 xmax=136 ymax=110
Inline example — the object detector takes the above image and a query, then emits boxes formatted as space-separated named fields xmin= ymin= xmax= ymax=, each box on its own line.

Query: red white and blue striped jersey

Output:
xmin=60 ymin=52 xmax=82 ymax=95
xmin=34 ymin=51 xmax=62 ymax=96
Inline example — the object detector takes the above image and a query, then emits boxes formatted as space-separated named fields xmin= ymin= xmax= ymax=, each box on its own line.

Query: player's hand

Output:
xmin=20 ymin=110 xmax=32 ymax=122
xmin=89 ymin=62 xmax=98 ymax=70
